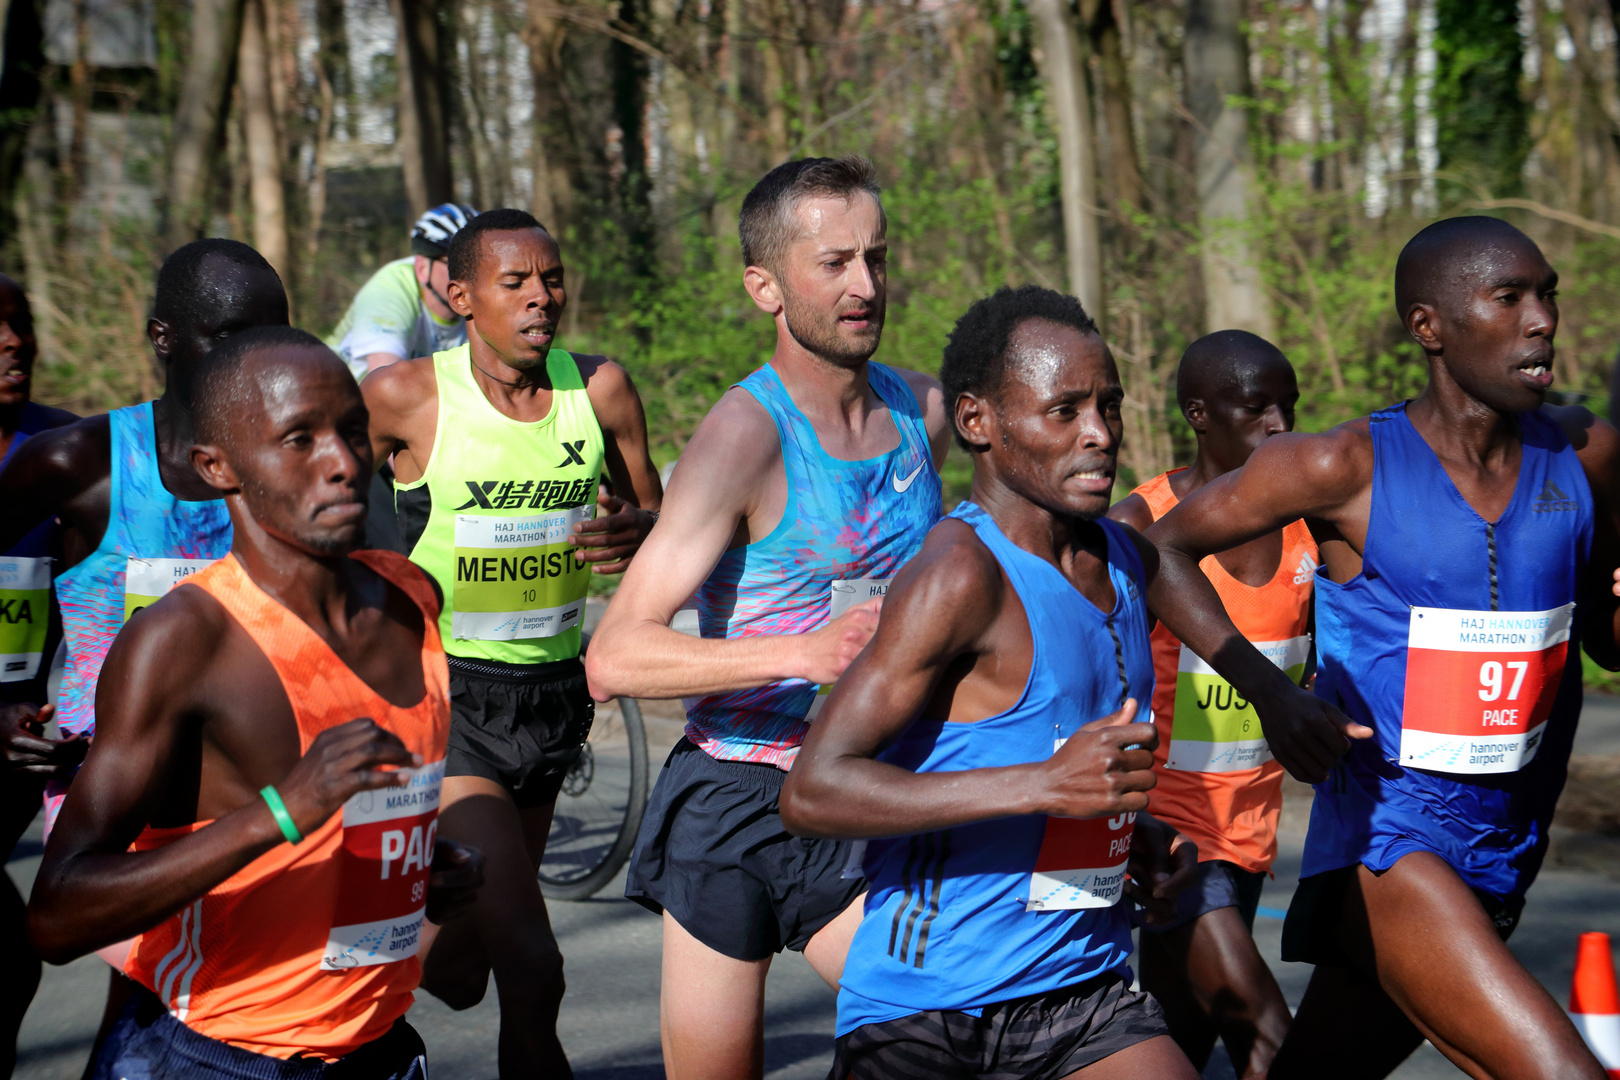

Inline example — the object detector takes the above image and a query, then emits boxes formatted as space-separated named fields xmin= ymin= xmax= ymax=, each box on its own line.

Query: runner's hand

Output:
xmin=1035 ymin=699 xmax=1158 ymax=819
xmin=426 ymin=838 xmax=484 ymax=924
xmin=570 ymin=489 xmax=655 ymax=574
xmin=1124 ymin=813 xmax=1198 ymax=926
xmin=1251 ymin=681 xmax=1373 ymax=784
xmin=274 ymin=718 xmax=421 ymax=836
xmin=1 ymin=704 xmax=88 ymax=777
xmin=794 ymin=597 xmax=882 ymax=684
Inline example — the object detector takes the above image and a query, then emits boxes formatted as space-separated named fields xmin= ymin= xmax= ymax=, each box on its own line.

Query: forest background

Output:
xmin=5 ymin=0 xmax=1620 ymax=678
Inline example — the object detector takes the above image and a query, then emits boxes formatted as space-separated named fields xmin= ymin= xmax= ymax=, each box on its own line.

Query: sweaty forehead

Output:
xmin=789 ymin=192 xmax=884 ymax=248
xmin=1003 ymin=318 xmax=1112 ymax=396
xmin=478 ymin=229 xmax=560 ymax=274
xmin=239 ymin=347 xmax=359 ymax=424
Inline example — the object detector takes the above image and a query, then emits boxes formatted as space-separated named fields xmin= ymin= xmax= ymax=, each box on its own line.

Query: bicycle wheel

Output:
xmin=538 ymin=696 xmax=650 ymax=901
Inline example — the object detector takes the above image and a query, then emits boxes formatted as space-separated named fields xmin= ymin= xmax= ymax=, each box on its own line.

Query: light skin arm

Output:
xmin=1144 ymin=428 xmax=1373 ymax=784
xmin=584 ymin=387 xmax=880 ymax=701
xmin=26 ymin=589 xmax=421 ymax=963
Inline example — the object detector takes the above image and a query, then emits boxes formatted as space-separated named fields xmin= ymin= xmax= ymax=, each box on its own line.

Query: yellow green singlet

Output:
xmin=398 ymin=344 xmax=604 ymax=665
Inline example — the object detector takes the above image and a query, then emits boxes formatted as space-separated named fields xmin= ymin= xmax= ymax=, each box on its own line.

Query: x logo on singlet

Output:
xmin=556 ymin=440 xmax=587 ymax=467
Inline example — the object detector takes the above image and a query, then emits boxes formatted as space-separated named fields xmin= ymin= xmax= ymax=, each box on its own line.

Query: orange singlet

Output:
xmin=1134 ymin=469 xmax=1316 ymax=873
xmin=124 ymin=550 xmax=450 ymax=1061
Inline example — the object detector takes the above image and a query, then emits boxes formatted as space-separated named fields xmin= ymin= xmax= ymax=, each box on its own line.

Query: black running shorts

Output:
xmin=624 ymin=737 xmax=864 ymax=961
xmin=831 ymin=971 xmax=1168 ymax=1080
xmin=1136 ymin=857 xmax=1267 ymax=934
xmin=445 ymin=654 xmax=594 ymax=809
xmin=1282 ymin=861 xmax=1523 ymax=967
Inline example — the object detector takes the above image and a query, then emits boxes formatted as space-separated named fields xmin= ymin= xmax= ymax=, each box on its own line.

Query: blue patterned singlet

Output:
xmin=837 ymin=502 xmax=1154 ymax=1035
xmin=1307 ymin=403 xmax=1592 ymax=903
xmin=53 ymin=402 xmax=233 ymax=740
xmin=683 ymin=361 xmax=941 ymax=769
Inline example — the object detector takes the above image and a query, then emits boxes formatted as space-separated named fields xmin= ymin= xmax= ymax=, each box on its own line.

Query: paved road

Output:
xmin=11 ymin=695 xmax=1620 ymax=1080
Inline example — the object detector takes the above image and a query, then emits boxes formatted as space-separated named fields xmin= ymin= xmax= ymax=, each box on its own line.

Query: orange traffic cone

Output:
xmin=1572 ymin=932 xmax=1620 ymax=1079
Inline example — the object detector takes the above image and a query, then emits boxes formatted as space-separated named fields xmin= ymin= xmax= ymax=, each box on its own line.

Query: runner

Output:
xmin=1145 ymin=216 xmax=1615 ymax=1079
xmin=327 ymin=202 xmax=477 ymax=380
xmin=1106 ymin=330 xmax=1303 ymax=1077
xmin=362 ymin=208 xmax=662 ymax=1078
xmin=326 ymin=203 xmax=477 ymax=554
xmin=586 ymin=155 xmax=951 ymax=1080
xmin=778 ymin=284 xmax=1199 ymax=1080
xmin=0 ymin=237 xmax=289 ymax=1061
xmin=0 ymin=272 xmax=80 ymax=1080
xmin=26 ymin=325 xmax=483 ymax=1079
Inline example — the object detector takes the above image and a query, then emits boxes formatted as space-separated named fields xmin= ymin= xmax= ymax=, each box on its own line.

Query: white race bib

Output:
xmin=804 ymin=577 xmax=889 ymax=722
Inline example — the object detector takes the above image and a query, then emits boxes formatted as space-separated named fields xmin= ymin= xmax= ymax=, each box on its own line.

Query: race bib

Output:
xmin=805 ymin=577 xmax=889 ymax=722
xmin=1026 ymin=736 xmax=1135 ymax=911
xmin=1399 ymin=604 xmax=1572 ymax=775
xmin=322 ymin=759 xmax=444 ymax=970
xmin=0 ymin=556 xmax=50 ymax=683
xmin=451 ymin=507 xmax=592 ymax=641
xmin=124 ymin=557 xmax=216 ymax=622
xmin=1167 ymin=636 xmax=1309 ymax=773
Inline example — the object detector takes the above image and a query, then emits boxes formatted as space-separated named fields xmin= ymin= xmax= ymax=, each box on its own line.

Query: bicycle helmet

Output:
xmin=410 ymin=203 xmax=478 ymax=258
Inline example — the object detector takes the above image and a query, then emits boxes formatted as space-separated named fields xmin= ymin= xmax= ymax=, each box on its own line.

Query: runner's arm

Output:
xmin=585 ymin=388 xmax=879 ymax=701
xmin=893 ymin=367 xmax=954 ymax=469
xmin=780 ymin=522 xmax=1160 ymax=839
xmin=573 ymin=354 xmax=663 ymax=573
xmin=27 ymin=590 xmax=420 ymax=962
xmin=1548 ymin=404 xmax=1620 ymax=668
xmin=1145 ymin=429 xmax=1372 ymax=784
xmin=360 ymin=356 xmax=437 ymax=475
xmin=0 ymin=415 xmax=107 ymax=552
xmin=360 ymin=351 xmax=407 ymax=374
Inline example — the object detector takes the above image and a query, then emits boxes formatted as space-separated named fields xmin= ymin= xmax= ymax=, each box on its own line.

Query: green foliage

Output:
xmin=1434 ymin=0 xmax=1530 ymax=197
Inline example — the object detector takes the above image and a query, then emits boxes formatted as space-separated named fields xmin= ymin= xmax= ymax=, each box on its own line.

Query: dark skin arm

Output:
xmin=0 ymin=415 xmax=109 ymax=557
xmin=1543 ymin=404 xmax=1620 ymax=670
xmin=362 ymin=352 xmax=663 ymax=573
xmin=1144 ymin=425 xmax=1375 ymax=784
xmin=27 ymin=581 xmax=480 ymax=963
xmin=780 ymin=519 xmax=1197 ymax=918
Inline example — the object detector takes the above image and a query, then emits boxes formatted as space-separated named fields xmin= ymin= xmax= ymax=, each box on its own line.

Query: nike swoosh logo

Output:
xmin=893 ymin=462 xmax=925 ymax=493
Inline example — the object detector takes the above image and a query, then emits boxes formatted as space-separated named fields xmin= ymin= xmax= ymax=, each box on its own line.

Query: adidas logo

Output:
xmin=1293 ymin=551 xmax=1318 ymax=585
xmin=1532 ymin=480 xmax=1578 ymax=513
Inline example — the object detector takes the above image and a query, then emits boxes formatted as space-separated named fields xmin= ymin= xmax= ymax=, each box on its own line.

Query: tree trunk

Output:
xmin=523 ymin=2 xmax=568 ymax=228
xmin=164 ymin=0 xmax=247 ymax=250
xmin=1184 ymin=0 xmax=1272 ymax=337
xmin=612 ymin=0 xmax=653 ymax=278
xmin=239 ymin=0 xmax=289 ymax=285
xmin=1086 ymin=0 xmax=1147 ymax=214
xmin=1030 ymin=0 xmax=1104 ymax=326
xmin=390 ymin=0 xmax=453 ymax=217
xmin=0 ymin=0 xmax=47 ymax=244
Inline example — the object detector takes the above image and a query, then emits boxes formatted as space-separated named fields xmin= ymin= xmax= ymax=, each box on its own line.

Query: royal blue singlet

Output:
xmin=1307 ymin=403 xmax=1592 ymax=903
xmin=837 ymin=502 xmax=1153 ymax=1036
xmin=1 ymin=403 xmax=64 ymax=699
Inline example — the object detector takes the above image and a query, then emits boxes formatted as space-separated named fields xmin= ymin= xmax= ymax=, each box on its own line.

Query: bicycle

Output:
xmin=538 ymin=637 xmax=651 ymax=901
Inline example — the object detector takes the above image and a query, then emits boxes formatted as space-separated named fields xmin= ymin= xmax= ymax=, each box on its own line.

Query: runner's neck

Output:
xmin=151 ymin=393 xmax=225 ymax=501
xmin=465 ymin=340 xmax=558 ymax=418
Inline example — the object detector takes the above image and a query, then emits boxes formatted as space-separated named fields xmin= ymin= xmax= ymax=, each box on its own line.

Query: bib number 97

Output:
xmin=1477 ymin=660 xmax=1529 ymax=702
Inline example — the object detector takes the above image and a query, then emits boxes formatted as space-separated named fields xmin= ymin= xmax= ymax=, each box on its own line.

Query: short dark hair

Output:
xmin=1393 ymin=216 xmax=1537 ymax=318
xmin=152 ymin=239 xmax=279 ymax=329
xmin=192 ymin=325 xmax=329 ymax=445
xmin=940 ymin=286 xmax=1098 ymax=449
xmin=738 ymin=156 xmax=884 ymax=272
xmin=447 ymin=208 xmax=550 ymax=282
xmin=1174 ymin=329 xmax=1290 ymax=412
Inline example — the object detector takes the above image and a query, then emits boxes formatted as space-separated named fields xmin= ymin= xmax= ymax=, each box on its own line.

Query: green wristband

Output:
xmin=259 ymin=785 xmax=303 ymax=845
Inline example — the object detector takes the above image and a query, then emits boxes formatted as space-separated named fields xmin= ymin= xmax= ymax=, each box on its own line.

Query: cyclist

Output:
xmin=327 ymin=203 xmax=478 ymax=381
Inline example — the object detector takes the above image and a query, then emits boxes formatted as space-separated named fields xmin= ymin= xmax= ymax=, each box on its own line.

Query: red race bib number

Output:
xmin=1399 ymin=604 xmax=1572 ymax=776
xmin=1026 ymin=736 xmax=1135 ymax=910
xmin=322 ymin=759 xmax=444 ymax=970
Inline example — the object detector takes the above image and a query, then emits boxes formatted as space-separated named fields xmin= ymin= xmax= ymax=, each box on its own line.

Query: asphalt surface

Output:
xmin=10 ymin=693 xmax=1620 ymax=1080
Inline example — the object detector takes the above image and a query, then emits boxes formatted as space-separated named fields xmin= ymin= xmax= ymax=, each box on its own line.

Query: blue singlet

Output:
xmin=1307 ymin=403 xmax=1592 ymax=904
xmin=837 ymin=501 xmax=1154 ymax=1036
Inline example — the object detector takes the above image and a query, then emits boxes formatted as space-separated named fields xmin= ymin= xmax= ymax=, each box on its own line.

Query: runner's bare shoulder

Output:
xmin=570 ymin=353 xmax=645 ymax=425
xmin=0 ymin=412 xmax=111 ymax=498
xmin=100 ymin=580 xmax=233 ymax=722
xmin=880 ymin=517 xmax=1007 ymax=653
xmin=1251 ymin=417 xmax=1375 ymax=510
xmin=677 ymin=386 xmax=784 ymax=491
xmin=360 ymin=354 xmax=438 ymax=426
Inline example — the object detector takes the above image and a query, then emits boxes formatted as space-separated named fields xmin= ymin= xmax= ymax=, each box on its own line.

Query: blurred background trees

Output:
xmin=4 ymin=0 xmax=1620 ymax=491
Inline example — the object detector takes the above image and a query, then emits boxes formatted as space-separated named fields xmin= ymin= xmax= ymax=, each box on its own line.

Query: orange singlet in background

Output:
xmin=124 ymin=550 xmax=450 ymax=1061
xmin=1133 ymin=469 xmax=1316 ymax=873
